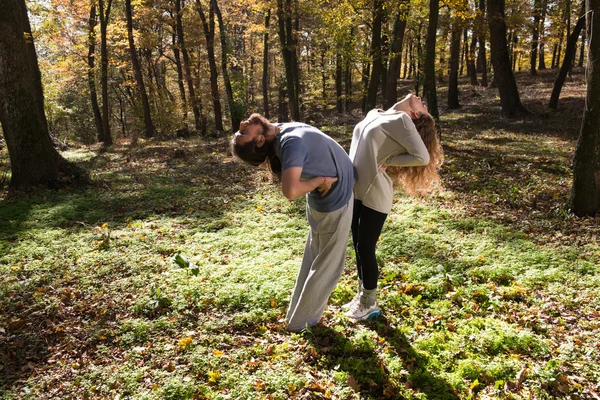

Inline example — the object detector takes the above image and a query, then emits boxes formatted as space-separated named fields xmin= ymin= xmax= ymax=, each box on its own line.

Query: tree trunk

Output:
xmin=87 ymin=3 xmax=104 ymax=142
xmin=176 ymin=0 xmax=201 ymax=131
xmin=477 ymin=0 xmax=488 ymax=86
xmin=277 ymin=0 xmax=300 ymax=120
xmin=196 ymin=0 xmax=224 ymax=134
xmin=366 ymin=0 xmax=384 ymax=111
xmin=335 ymin=52 xmax=343 ymax=112
xmin=530 ymin=0 xmax=541 ymax=75
xmin=0 ymin=0 xmax=86 ymax=188
xmin=467 ymin=30 xmax=478 ymax=85
xmin=549 ymin=3 xmax=586 ymax=109
xmin=578 ymin=28 xmax=586 ymax=67
xmin=262 ymin=9 xmax=270 ymax=118
xmin=385 ymin=8 xmax=408 ymax=108
xmin=460 ymin=28 xmax=467 ymax=76
xmin=213 ymin=0 xmax=239 ymax=133
xmin=423 ymin=0 xmax=440 ymax=119
xmin=539 ymin=0 xmax=548 ymax=69
xmin=569 ymin=0 xmax=600 ymax=216
xmin=172 ymin=31 xmax=187 ymax=121
xmin=448 ymin=18 xmax=461 ymax=109
xmin=487 ymin=0 xmax=527 ymax=116
xmin=98 ymin=0 xmax=113 ymax=145
xmin=125 ymin=0 xmax=154 ymax=138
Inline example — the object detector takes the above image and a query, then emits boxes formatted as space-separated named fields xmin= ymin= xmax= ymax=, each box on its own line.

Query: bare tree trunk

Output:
xmin=578 ymin=28 xmax=586 ymax=67
xmin=176 ymin=0 xmax=201 ymax=131
xmin=196 ymin=0 xmax=224 ymax=134
xmin=467 ymin=29 xmax=478 ymax=85
xmin=172 ymin=31 xmax=187 ymax=121
xmin=487 ymin=0 xmax=527 ymax=116
xmin=448 ymin=18 xmax=461 ymax=109
xmin=213 ymin=0 xmax=239 ymax=133
xmin=277 ymin=0 xmax=300 ymax=120
xmin=539 ymin=0 xmax=548 ymax=69
xmin=0 ymin=0 xmax=86 ymax=187
xmin=98 ymin=0 xmax=113 ymax=144
xmin=531 ymin=0 xmax=541 ymax=75
xmin=87 ymin=2 xmax=104 ymax=142
xmin=262 ymin=9 xmax=270 ymax=118
xmin=335 ymin=52 xmax=343 ymax=112
xmin=125 ymin=0 xmax=154 ymax=138
xmin=385 ymin=7 xmax=408 ymax=108
xmin=366 ymin=0 xmax=384 ymax=111
xmin=423 ymin=0 xmax=440 ymax=119
xmin=569 ymin=0 xmax=600 ymax=216
xmin=477 ymin=0 xmax=488 ymax=86
xmin=549 ymin=3 xmax=586 ymax=109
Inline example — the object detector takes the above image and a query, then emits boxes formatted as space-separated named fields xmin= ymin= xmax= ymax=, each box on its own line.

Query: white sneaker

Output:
xmin=345 ymin=298 xmax=381 ymax=321
xmin=341 ymin=292 xmax=361 ymax=310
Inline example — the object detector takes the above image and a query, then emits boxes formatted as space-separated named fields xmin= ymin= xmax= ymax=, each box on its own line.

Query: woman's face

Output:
xmin=408 ymin=95 xmax=429 ymax=119
xmin=235 ymin=120 xmax=263 ymax=146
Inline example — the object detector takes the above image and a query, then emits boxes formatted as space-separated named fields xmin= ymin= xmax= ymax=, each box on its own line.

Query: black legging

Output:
xmin=351 ymin=199 xmax=388 ymax=290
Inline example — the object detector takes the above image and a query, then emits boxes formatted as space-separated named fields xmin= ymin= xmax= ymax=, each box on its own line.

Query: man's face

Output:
xmin=235 ymin=120 xmax=264 ymax=146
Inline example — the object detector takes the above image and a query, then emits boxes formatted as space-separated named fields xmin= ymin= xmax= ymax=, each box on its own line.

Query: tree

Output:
xmin=385 ymin=3 xmax=409 ymax=108
xmin=448 ymin=13 xmax=462 ymax=109
xmin=87 ymin=1 xmax=104 ymax=142
xmin=262 ymin=9 xmax=271 ymax=118
xmin=277 ymin=0 xmax=300 ymax=120
xmin=487 ymin=0 xmax=527 ymax=116
xmin=569 ymin=0 xmax=600 ymax=216
xmin=125 ymin=0 xmax=155 ymax=138
xmin=530 ymin=0 xmax=542 ymax=75
xmin=365 ymin=0 xmax=384 ymax=111
xmin=176 ymin=0 xmax=203 ymax=132
xmin=423 ymin=0 xmax=440 ymax=119
xmin=98 ymin=0 xmax=113 ymax=144
xmin=196 ymin=0 xmax=224 ymax=133
xmin=0 ymin=0 xmax=86 ymax=187
xmin=548 ymin=2 xmax=586 ymax=110
xmin=476 ymin=0 xmax=488 ymax=86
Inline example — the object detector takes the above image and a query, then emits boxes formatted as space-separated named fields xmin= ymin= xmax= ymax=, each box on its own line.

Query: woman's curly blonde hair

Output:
xmin=387 ymin=113 xmax=444 ymax=196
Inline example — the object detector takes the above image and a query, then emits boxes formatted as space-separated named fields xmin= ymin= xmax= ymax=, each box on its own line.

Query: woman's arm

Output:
xmin=281 ymin=167 xmax=338 ymax=200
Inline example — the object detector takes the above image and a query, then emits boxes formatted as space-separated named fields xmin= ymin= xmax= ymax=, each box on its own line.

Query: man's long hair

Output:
xmin=387 ymin=113 xmax=444 ymax=195
xmin=230 ymin=113 xmax=282 ymax=178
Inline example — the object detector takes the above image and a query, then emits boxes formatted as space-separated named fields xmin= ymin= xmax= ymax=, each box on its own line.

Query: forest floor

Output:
xmin=1 ymin=68 xmax=599 ymax=399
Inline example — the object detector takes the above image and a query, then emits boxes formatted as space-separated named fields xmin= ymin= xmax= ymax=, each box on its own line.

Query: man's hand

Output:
xmin=317 ymin=176 xmax=338 ymax=197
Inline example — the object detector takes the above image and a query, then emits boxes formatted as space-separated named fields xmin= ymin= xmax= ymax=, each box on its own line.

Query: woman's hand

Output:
xmin=378 ymin=163 xmax=388 ymax=173
xmin=317 ymin=176 xmax=338 ymax=197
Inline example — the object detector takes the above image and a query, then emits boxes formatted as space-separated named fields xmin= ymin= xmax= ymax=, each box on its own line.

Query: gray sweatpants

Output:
xmin=285 ymin=195 xmax=354 ymax=332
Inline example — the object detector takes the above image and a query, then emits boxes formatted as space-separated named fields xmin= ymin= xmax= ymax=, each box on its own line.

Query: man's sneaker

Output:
xmin=345 ymin=298 xmax=381 ymax=321
xmin=341 ymin=292 xmax=361 ymax=310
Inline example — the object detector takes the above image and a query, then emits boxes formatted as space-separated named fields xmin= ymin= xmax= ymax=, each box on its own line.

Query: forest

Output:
xmin=0 ymin=0 xmax=599 ymax=398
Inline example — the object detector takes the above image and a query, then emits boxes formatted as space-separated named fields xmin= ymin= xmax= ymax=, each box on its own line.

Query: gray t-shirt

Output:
xmin=274 ymin=122 xmax=355 ymax=212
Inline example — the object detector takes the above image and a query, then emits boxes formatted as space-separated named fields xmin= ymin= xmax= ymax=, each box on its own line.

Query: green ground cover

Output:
xmin=1 ymin=72 xmax=599 ymax=399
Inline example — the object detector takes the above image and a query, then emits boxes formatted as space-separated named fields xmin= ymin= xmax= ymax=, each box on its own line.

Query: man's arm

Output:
xmin=281 ymin=167 xmax=338 ymax=200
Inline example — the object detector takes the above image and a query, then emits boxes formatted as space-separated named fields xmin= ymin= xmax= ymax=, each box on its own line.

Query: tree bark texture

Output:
xmin=423 ymin=0 xmax=440 ymax=119
xmin=0 ymin=0 xmax=85 ymax=187
xmin=477 ymin=0 xmax=488 ymax=86
xmin=213 ymin=0 xmax=239 ymax=133
xmin=277 ymin=0 xmax=300 ymax=120
xmin=196 ymin=0 xmax=224 ymax=133
xmin=87 ymin=3 xmax=104 ymax=142
xmin=262 ymin=9 xmax=270 ymax=118
xmin=549 ymin=3 xmax=586 ymax=109
xmin=448 ymin=18 xmax=461 ymax=109
xmin=487 ymin=0 xmax=527 ymax=116
xmin=569 ymin=0 xmax=600 ymax=216
xmin=385 ymin=8 xmax=408 ymax=108
xmin=98 ymin=0 xmax=113 ymax=144
xmin=125 ymin=0 xmax=154 ymax=138
xmin=366 ymin=0 xmax=384 ymax=111
xmin=176 ymin=0 xmax=202 ymax=131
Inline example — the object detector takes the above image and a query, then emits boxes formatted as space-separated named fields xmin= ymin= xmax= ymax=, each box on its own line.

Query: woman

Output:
xmin=231 ymin=114 xmax=356 ymax=332
xmin=344 ymin=94 xmax=443 ymax=321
